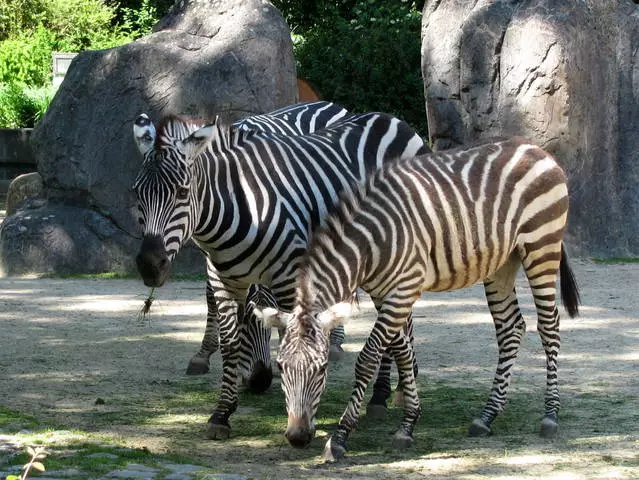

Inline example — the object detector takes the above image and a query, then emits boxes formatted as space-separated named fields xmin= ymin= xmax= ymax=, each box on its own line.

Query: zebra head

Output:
xmin=277 ymin=308 xmax=330 ymax=448
xmin=132 ymin=113 xmax=214 ymax=287
xmin=258 ymin=303 xmax=352 ymax=448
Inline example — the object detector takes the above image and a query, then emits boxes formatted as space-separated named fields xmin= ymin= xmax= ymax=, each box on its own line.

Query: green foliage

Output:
xmin=293 ymin=1 xmax=427 ymax=136
xmin=119 ymin=0 xmax=160 ymax=38
xmin=44 ymin=0 xmax=128 ymax=51
xmin=272 ymin=0 xmax=357 ymax=32
xmin=0 ymin=82 xmax=55 ymax=128
xmin=0 ymin=0 xmax=160 ymax=95
xmin=0 ymin=25 xmax=55 ymax=86
xmin=0 ymin=0 xmax=48 ymax=41
xmin=6 ymin=446 xmax=48 ymax=480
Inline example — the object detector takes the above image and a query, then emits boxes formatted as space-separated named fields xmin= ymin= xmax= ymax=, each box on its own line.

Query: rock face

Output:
xmin=0 ymin=0 xmax=296 ymax=276
xmin=422 ymin=0 xmax=639 ymax=257
xmin=5 ymin=172 xmax=43 ymax=216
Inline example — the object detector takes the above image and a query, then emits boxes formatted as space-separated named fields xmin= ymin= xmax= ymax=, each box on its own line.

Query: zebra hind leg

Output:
xmin=242 ymin=285 xmax=275 ymax=393
xmin=521 ymin=243 xmax=564 ymax=438
xmin=365 ymin=353 xmax=393 ymax=419
xmin=366 ymin=311 xmax=417 ymax=418
xmin=470 ymin=256 xmax=524 ymax=437
xmin=187 ymin=282 xmax=220 ymax=375
xmin=328 ymin=325 xmax=346 ymax=360
xmin=242 ymin=316 xmax=273 ymax=393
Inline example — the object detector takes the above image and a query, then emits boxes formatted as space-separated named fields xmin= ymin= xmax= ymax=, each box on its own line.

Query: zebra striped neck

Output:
xmin=297 ymin=188 xmax=364 ymax=317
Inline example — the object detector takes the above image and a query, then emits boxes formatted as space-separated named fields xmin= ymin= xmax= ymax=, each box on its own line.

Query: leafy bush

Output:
xmin=0 ymin=82 xmax=55 ymax=128
xmin=0 ymin=25 xmax=55 ymax=86
xmin=291 ymin=1 xmax=427 ymax=136
xmin=119 ymin=0 xmax=160 ymax=38
xmin=0 ymin=0 xmax=160 ymax=92
xmin=0 ymin=0 xmax=48 ymax=41
xmin=44 ymin=0 xmax=130 ymax=51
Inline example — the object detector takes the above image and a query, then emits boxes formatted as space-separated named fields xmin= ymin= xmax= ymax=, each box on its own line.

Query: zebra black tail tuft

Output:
xmin=560 ymin=242 xmax=581 ymax=318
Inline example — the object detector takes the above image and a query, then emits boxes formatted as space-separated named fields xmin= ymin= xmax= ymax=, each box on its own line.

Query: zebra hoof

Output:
xmin=248 ymin=361 xmax=273 ymax=394
xmin=205 ymin=421 xmax=231 ymax=440
xmin=329 ymin=345 xmax=345 ymax=362
xmin=366 ymin=402 xmax=388 ymax=420
xmin=186 ymin=356 xmax=210 ymax=376
xmin=540 ymin=416 xmax=559 ymax=438
xmin=468 ymin=418 xmax=492 ymax=437
xmin=391 ymin=430 xmax=414 ymax=451
xmin=322 ymin=436 xmax=347 ymax=463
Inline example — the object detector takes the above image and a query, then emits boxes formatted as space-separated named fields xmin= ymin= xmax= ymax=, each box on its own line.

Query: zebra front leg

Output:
xmin=187 ymin=280 xmax=219 ymax=375
xmin=206 ymin=298 xmax=243 ymax=440
xmin=323 ymin=316 xmax=407 ymax=462
xmin=386 ymin=330 xmax=420 ymax=450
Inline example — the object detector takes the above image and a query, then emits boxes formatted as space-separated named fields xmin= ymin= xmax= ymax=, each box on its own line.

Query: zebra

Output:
xmin=186 ymin=101 xmax=352 ymax=387
xmin=132 ymin=105 xmax=429 ymax=440
xmin=259 ymin=137 xmax=580 ymax=461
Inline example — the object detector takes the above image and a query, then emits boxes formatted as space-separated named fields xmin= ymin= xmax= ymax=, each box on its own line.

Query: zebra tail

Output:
xmin=560 ymin=242 xmax=581 ymax=318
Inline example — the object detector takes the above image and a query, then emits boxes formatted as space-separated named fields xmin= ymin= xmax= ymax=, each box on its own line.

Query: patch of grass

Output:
xmin=0 ymin=407 xmax=40 ymax=431
xmin=592 ymin=257 xmax=639 ymax=264
xmin=6 ymin=441 xmax=204 ymax=479
xmin=0 ymin=406 xmax=229 ymax=480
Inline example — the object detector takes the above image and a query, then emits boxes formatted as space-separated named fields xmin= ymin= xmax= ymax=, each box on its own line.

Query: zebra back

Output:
xmin=236 ymin=101 xmax=349 ymax=135
xmin=299 ymin=137 xmax=570 ymax=311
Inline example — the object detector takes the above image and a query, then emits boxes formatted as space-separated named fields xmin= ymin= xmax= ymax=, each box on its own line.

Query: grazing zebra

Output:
xmin=260 ymin=137 xmax=580 ymax=461
xmin=132 ymin=105 xmax=428 ymax=440
xmin=187 ymin=102 xmax=351 ymax=385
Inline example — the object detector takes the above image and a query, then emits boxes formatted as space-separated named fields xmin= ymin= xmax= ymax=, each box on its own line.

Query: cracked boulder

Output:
xmin=0 ymin=0 xmax=296 ymax=276
xmin=422 ymin=0 xmax=639 ymax=257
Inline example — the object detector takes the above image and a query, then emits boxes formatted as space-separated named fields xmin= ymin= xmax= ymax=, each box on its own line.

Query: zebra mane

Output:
xmin=155 ymin=114 xmax=208 ymax=149
xmin=154 ymin=114 xmax=256 ymax=152
xmin=297 ymin=183 xmax=365 ymax=319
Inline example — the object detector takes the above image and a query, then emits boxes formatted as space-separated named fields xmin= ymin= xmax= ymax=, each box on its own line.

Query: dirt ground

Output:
xmin=0 ymin=260 xmax=638 ymax=479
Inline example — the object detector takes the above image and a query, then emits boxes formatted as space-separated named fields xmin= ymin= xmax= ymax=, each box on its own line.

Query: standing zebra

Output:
xmin=187 ymin=102 xmax=351 ymax=386
xmin=261 ymin=137 xmax=580 ymax=461
xmin=132 ymin=105 xmax=428 ymax=440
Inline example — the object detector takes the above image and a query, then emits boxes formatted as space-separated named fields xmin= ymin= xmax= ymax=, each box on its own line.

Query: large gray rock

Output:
xmin=0 ymin=0 xmax=296 ymax=276
xmin=422 ymin=0 xmax=639 ymax=257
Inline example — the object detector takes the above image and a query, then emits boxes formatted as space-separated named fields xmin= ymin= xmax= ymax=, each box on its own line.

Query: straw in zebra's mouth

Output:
xmin=137 ymin=287 xmax=156 ymax=323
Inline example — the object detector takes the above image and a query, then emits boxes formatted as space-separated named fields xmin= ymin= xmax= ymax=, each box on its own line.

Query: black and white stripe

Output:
xmin=132 ymin=102 xmax=428 ymax=439
xmin=185 ymin=102 xmax=351 ymax=383
xmin=271 ymin=137 xmax=580 ymax=460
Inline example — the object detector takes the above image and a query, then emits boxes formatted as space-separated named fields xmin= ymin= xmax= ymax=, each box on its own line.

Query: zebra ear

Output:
xmin=317 ymin=301 xmax=358 ymax=332
xmin=133 ymin=114 xmax=156 ymax=156
xmin=178 ymin=124 xmax=215 ymax=161
xmin=253 ymin=306 xmax=292 ymax=329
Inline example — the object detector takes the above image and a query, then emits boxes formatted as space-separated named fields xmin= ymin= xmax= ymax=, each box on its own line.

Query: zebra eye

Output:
xmin=176 ymin=186 xmax=189 ymax=200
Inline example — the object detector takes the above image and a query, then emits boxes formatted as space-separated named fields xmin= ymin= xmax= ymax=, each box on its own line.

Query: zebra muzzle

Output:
xmin=136 ymin=235 xmax=171 ymax=287
xmin=285 ymin=413 xmax=315 ymax=448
